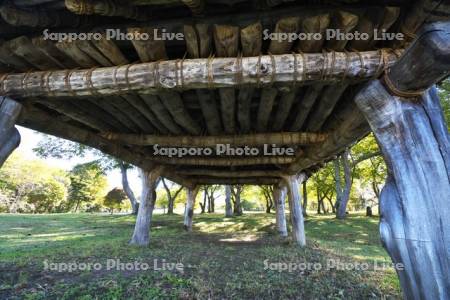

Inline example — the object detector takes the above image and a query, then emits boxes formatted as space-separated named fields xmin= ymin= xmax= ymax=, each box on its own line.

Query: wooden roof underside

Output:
xmin=1 ymin=0 xmax=448 ymax=186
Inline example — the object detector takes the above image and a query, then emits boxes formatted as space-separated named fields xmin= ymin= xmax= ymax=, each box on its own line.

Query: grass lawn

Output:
xmin=0 ymin=212 xmax=401 ymax=299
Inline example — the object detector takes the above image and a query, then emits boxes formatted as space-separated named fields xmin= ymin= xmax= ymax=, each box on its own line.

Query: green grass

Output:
xmin=0 ymin=212 xmax=401 ymax=299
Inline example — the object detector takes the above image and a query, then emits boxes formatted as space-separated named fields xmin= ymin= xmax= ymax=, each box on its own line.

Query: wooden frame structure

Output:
xmin=0 ymin=0 xmax=449 ymax=298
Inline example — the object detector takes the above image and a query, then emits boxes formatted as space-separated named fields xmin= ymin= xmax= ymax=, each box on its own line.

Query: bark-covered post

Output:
xmin=0 ymin=97 xmax=22 ymax=168
xmin=282 ymin=174 xmax=306 ymax=246
xmin=355 ymin=22 xmax=450 ymax=299
xmin=273 ymin=184 xmax=288 ymax=237
xmin=183 ymin=186 xmax=199 ymax=231
xmin=129 ymin=167 xmax=163 ymax=246
xmin=224 ymin=185 xmax=233 ymax=217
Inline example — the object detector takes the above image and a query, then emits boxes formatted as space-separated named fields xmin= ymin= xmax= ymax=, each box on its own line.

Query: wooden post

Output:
xmin=184 ymin=186 xmax=199 ymax=231
xmin=283 ymin=174 xmax=306 ymax=246
xmin=224 ymin=185 xmax=233 ymax=217
xmin=355 ymin=22 xmax=450 ymax=299
xmin=0 ymin=97 xmax=22 ymax=168
xmin=273 ymin=184 xmax=288 ymax=237
xmin=129 ymin=167 xmax=163 ymax=246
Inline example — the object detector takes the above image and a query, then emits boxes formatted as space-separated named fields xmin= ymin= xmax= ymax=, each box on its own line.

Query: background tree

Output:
xmin=260 ymin=185 xmax=274 ymax=213
xmin=0 ymin=153 xmax=69 ymax=213
xmin=104 ymin=188 xmax=127 ymax=214
xmin=161 ymin=178 xmax=183 ymax=214
xmin=230 ymin=185 xmax=243 ymax=216
xmin=34 ymin=136 xmax=139 ymax=214
xmin=68 ymin=162 xmax=107 ymax=212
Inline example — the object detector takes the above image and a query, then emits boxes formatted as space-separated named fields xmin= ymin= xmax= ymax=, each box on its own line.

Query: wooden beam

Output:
xmin=193 ymin=177 xmax=281 ymax=185
xmin=159 ymin=91 xmax=201 ymax=135
xmin=238 ymin=22 xmax=262 ymax=133
xmin=145 ymin=156 xmax=298 ymax=167
xmin=287 ymin=100 xmax=370 ymax=173
xmin=0 ymin=2 xmax=85 ymax=27
xmin=181 ymin=0 xmax=204 ymax=16
xmin=65 ymin=0 xmax=150 ymax=21
xmin=128 ymin=27 xmax=167 ymax=62
xmin=178 ymin=169 xmax=285 ymax=178
xmin=214 ymin=24 xmax=239 ymax=134
xmin=101 ymin=131 xmax=327 ymax=146
xmin=0 ymin=97 xmax=22 ymax=168
xmin=0 ymin=50 xmax=401 ymax=98
xmin=138 ymin=94 xmax=183 ymax=134
xmin=184 ymin=24 xmax=222 ymax=134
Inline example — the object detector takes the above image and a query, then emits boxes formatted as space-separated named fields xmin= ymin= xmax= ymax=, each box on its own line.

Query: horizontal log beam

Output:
xmin=178 ymin=169 xmax=285 ymax=178
xmin=101 ymin=131 xmax=327 ymax=146
xmin=0 ymin=50 xmax=401 ymax=98
xmin=192 ymin=177 xmax=281 ymax=185
xmin=144 ymin=156 xmax=297 ymax=166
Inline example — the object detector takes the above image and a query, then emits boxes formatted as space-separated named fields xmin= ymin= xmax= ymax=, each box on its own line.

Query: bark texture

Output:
xmin=183 ymin=186 xmax=199 ymax=231
xmin=0 ymin=97 xmax=22 ymax=168
xmin=224 ymin=185 xmax=233 ymax=217
xmin=129 ymin=168 xmax=162 ymax=246
xmin=356 ymin=83 xmax=450 ymax=300
xmin=284 ymin=174 xmax=306 ymax=246
xmin=274 ymin=185 xmax=288 ymax=237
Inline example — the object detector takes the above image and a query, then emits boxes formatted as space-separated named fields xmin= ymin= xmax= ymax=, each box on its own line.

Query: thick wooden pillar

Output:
xmin=183 ymin=186 xmax=199 ymax=231
xmin=224 ymin=185 xmax=233 ymax=217
xmin=0 ymin=97 xmax=22 ymax=168
xmin=129 ymin=167 xmax=163 ymax=246
xmin=273 ymin=184 xmax=288 ymax=237
xmin=283 ymin=174 xmax=306 ymax=246
xmin=355 ymin=22 xmax=450 ymax=299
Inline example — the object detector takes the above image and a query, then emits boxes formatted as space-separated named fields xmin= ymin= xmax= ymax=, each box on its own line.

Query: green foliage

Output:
xmin=0 ymin=153 xmax=69 ymax=213
xmin=437 ymin=78 xmax=450 ymax=128
xmin=103 ymin=188 xmax=127 ymax=213
xmin=68 ymin=162 xmax=108 ymax=212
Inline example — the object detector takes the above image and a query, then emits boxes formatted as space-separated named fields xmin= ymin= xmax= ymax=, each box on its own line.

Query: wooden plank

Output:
xmin=139 ymin=94 xmax=183 ymax=134
xmin=185 ymin=24 xmax=222 ymax=134
xmin=159 ymin=91 xmax=201 ymax=135
xmin=214 ymin=24 xmax=239 ymax=134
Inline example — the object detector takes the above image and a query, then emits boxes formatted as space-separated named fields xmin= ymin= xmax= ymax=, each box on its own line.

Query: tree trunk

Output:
xmin=336 ymin=150 xmax=352 ymax=219
xmin=334 ymin=159 xmax=343 ymax=212
xmin=273 ymin=184 xmax=288 ymax=237
xmin=119 ymin=161 xmax=138 ymax=215
xmin=302 ymin=181 xmax=308 ymax=217
xmin=232 ymin=185 xmax=243 ymax=216
xmin=0 ymin=97 xmax=22 ymax=168
xmin=183 ymin=186 xmax=199 ymax=231
xmin=200 ymin=189 xmax=207 ymax=214
xmin=357 ymin=84 xmax=450 ymax=299
xmin=129 ymin=167 xmax=162 ymax=246
xmin=224 ymin=185 xmax=233 ymax=217
xmin=283 ymin=174 xmax=306 ymax=246
xmin=355 ymin=22 xmax=450 ymax=298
